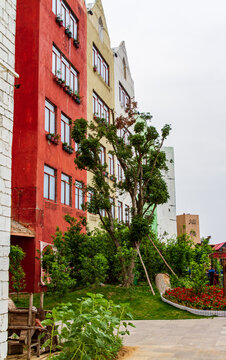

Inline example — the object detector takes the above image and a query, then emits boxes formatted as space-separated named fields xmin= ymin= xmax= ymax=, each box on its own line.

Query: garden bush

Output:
xmin=41 ymin=293 xmax=135 ymax=360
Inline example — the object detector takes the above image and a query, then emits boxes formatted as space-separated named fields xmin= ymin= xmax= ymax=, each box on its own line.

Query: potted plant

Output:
xmin=110 ymin=175 xmax=116 ymax=182
xmin=102 ymin=171 xmax=108 ymax=177
xmin=67 ymin=87 xmax=72 ymax=96
xmin=46 ymin=133 xmax=52 ymax=141
xmin=93 ymin=65 xmax=97 ymax=72
xmin=73 ymin=39 xmax=80 ymax=48
xmin=68 ymin=146 xmax=73 ymax=154
xmin=54 ymin=134 xmax=60 ymax=145
xmin=62 ymin=142 xmax=68 ymax=151
xmin=55 ymin=70 xmax=62 ymax=84
xmin=56 ymin=14 xmax=63 ymax=26
xmin=61 ymin=79 xmax=66 ymax=88
xmin=65 ymin=25 xmax=72 ymax=38
xmin=75 ymin=93 xmax=81 ymax=104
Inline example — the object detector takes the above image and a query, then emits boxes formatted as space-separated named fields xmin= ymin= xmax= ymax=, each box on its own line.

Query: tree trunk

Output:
xmin=121 ymin=252 xmax=137 ymax=288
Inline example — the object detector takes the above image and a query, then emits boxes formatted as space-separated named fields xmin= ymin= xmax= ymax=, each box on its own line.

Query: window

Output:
xmin=52 ymin=45 xmax=79 ymax=93
xmin=45 ymin=100 xmax=55 ymax=134
xmin=108 ymin=153 xmax=114 ymax=176
xmin=117 ymin=160 xmax=123 ymax=182
xmin=125 ymin=205 xmax=130 ymax=224
xmin=99 ymin=145 xmax=106 ymax=166
xmin=93 ymin=46 xmax=109 ymax=85
xmin=61 ymin=173 xmax=71 ymax=206
xmin=110 ymin=198 xmax=115 ymax=219
xmin=117 ymin=201 xmax=123 ymax=222
xmin=100 ymin=209 xmax=106 ymax=217
xmin=44 ymin=165 xmax=56 ymax=201
xmin=75 ymin=142 xmax=79 ymax=152
xmin=61 ymin=113 xmax=70 ymax=144
xmin=75 ymin=181 xmax=84 ymax=210
xmin=52 ymin=0 xmax=78 ymax=40
xmin=119 ymin=83 xmax=130 ymax=109
xmin=98 ymin=17 xmax=104 ymax=42
xmin=118 ymin=128 xmax=130 ymax=144
xmin=123 ymin=58 xmax=127 ymax=80
xmin=93 ymin=93 xmax=110 ymax=124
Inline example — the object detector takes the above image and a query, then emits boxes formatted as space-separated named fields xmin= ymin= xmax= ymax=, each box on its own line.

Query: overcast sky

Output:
xmin=102 ymin=0 xmax=226 ymax=244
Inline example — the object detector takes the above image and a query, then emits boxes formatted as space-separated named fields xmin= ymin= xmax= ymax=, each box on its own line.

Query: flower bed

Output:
xmin=164 ymin=286 xmax=226 ymax=311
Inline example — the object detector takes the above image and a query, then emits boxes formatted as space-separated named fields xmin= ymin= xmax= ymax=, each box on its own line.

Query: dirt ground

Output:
xmin=117 ymin=347 xmax=138 ymax=359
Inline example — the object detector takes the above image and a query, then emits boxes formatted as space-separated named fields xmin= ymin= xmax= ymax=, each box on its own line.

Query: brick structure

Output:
xmin=0 ymin=0 xmax=17 ymax=357
xmin=177 ymin=213 xmax=201 ymax=244
xmin=12 ymin=0 xmax=87 ymax=293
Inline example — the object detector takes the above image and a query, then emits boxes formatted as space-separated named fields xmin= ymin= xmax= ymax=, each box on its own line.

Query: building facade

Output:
xmin=0 ymin=0 xmax=17 ymax=357
xmin=86 ymin=0 xmax=115 ymax=231
xmin=177 ymin=213 xmax=201 ymax=244
xmin=12 ymin=0 xmax=87 ymax=292
xmin=113 ymin=41 xmax=135 ymax=224
xmin=157 ymin=147 xmax=177 ymax=239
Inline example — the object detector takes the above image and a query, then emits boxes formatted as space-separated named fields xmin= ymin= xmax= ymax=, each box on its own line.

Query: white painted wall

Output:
xmin=0 ymin=0 xmax=17 ymax=358
xmin=157 ymin=147 xmax=177 ymax=240
xmin=113 ymin=41 xmax=135 ymax=221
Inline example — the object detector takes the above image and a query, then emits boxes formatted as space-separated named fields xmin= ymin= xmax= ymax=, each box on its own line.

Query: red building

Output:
xmin=11 ymin=0 xmax=87 ymax=293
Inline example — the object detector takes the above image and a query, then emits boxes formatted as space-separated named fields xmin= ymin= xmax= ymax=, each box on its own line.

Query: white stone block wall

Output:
xmin=0 ymin=0 xmax=17 ymax=358
xmin=157 ymin=147 xmax=177 ymax=240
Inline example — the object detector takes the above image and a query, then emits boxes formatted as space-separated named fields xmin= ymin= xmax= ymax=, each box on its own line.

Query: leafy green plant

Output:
xmin=72 ymin=101 xmax=171 ymax=286
xmin=190 ymin=238 xmax=213 ymax=294
xmin=41 ymin=293 xmax=135 ymax=360
xmin=9 ymin=245 xmax=26 ymax=299
xmin=40 ymin=229 xmax=76 ymax=296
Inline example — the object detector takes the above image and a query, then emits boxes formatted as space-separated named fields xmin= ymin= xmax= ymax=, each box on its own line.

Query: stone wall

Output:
xmin=0 ymin=0 xmax=17 ymax=358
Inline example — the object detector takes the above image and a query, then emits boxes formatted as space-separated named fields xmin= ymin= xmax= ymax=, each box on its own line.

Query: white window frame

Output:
xmin=99 ymin=145 xmax=106 ymax=166
xmin=44 ymin=165 xmax=56 ymax=201
xmin=45 ymin=100 xmax=55 ymax=134
xmin=92 ymin=45 xmax=109 ymax=85
xmin=52 ymin=45 xmax=79 ymax=92
xmin=75 ymin=181 xmax=84 ymax=210
xmin=117 ymin=201 xmax=123 ymax=222
xmin=52 ymin=0 xmax=78 ymax=40
xmin=61 ymin=173 xmax=71 ymax=206
xmin=93 ymin=92 xmax=110 ymax=124
xmin=108 ymin=153 xmax=114 ymax=176
xmin=61 ymin=113 xmax=70 ymax=144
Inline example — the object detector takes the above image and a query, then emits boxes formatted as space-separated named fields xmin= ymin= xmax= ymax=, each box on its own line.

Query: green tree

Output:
xmin=72 ymin=101 xmax=171 ymax=286
xmin=190 ymin=238 xmax=213 ymax=293
xmin=9 ymin=245 xmax=26 ymax=299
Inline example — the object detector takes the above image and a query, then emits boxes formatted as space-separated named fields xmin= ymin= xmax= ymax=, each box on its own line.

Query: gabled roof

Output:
xmin=212 ymin=242 xmax=226 ymax=251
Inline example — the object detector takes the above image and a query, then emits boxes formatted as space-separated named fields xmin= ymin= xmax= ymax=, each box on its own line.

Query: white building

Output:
xmin=113 ymin=41 xmax=135 ymax=222
xmin=0 ymin=0 xmax=18 ymax=358
xmin=157 ymin=147 xmax=177 ymax=239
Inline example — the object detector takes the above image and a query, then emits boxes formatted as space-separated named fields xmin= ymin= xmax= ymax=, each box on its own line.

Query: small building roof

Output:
xmin=11 ymin=220 xmax=35 ymax=238
xmin=212 ymin=242 xmax=226 ymax=251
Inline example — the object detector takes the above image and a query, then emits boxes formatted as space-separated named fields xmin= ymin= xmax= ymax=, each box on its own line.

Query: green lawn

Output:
xmin=11 ymin=284 xmax=206 ymax=320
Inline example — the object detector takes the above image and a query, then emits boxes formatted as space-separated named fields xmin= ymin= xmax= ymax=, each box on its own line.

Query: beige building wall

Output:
xmin=86 ymin=0 xmax=115 ymax=231
xmin=177 ymin=214 xmax=201 ymax=244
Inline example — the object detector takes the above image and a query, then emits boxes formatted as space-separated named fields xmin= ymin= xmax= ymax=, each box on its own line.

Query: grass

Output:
xmin=11 ymin=284 xmax=206 ymax=320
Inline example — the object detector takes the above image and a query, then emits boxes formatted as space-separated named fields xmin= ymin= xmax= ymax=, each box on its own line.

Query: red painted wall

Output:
xmin=12 ymin=0 xmax=87 ymax=292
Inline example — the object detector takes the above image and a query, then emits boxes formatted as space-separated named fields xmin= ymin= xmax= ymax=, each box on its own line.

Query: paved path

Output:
xmin=124 ymin=318 xmax=226 ymax=359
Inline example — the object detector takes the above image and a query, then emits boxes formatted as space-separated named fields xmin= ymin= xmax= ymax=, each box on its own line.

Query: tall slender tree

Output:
xmin=72 ymin=102 xmax=171 ymax=286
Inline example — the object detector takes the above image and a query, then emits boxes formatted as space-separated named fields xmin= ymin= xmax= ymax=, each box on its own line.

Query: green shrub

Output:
xmin=9 ymin=245 xmax=26 ymax=298
xmin=41 ymin=293 xmax=135 ymax=360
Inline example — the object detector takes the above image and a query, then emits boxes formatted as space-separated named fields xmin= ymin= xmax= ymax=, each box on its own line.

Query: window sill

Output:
xmin=62 ymin=143 xmax=73 ymax=154
xmin=46 ymin=133 xmax=59 ymax=145
xmin=53 ymin=75 xmax=81 ymax=104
